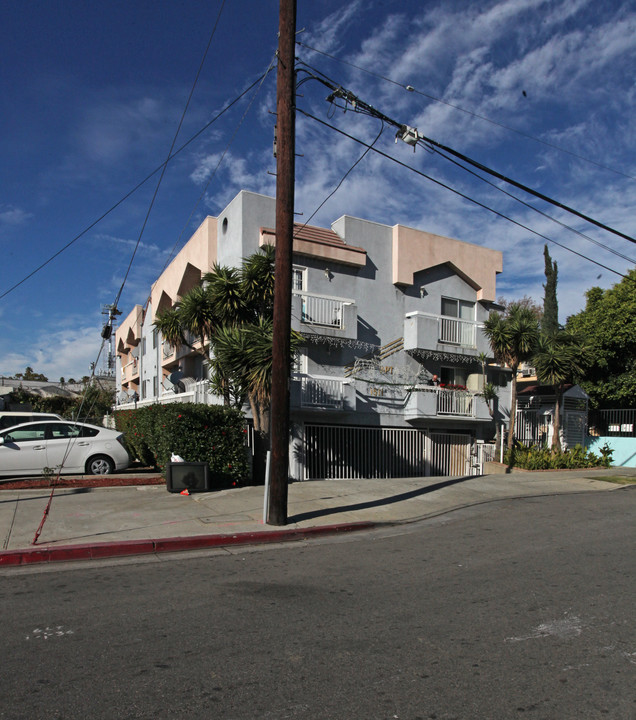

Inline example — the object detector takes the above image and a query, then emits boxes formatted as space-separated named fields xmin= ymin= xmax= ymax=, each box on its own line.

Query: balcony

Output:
xmin=404 ymin=312 xmax=490 ymax=358
xmin=404 ymin=386 xmax=491 ymax=422
xmin=292 ymin=292 xmax=357 ymax=340
xmin=290 ymin=376 xmax=355 ymax=412
xmin=162 ymin=332 xmax=202 ymax=366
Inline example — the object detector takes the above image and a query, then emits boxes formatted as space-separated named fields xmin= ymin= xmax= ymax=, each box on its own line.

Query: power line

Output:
xmin=159 ymin=51 xmax=278 ymax=279
xmin=297 ymin=123 xmax=385 ymax=230
xmin=298 ymin=108 xmax=627 ymax=279
xmin=435 ymin=149 xmax=636 ymax=266
xmin=112 ymin=0 xmax=229 ymax=310
xmin=296 ymin=41 xmax=636 ymax=182
xmin=0 ymin=67 xmax=273 ymax=303
xmin=296 ymin=64 xmax=636 ymax=248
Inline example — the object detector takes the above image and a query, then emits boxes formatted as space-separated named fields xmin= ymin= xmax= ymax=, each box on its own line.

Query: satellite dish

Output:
xmin=167 ymin=369 xmax=185 ymax=393
xmin=168 ymin=369 xmax=184 ymax=385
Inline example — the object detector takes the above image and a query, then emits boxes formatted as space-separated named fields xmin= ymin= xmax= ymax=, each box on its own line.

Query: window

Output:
xmin=152 ymin=328 xmax=158 ymax=349
xmin=153 ymin=376 xmax=158 ymax=396
xmin=440 ymin=367 xmax=468 ymax=388
xmin=142 ymin=337 xmax=147 ymax=355
xmin=441 ymin=297 xmax=475 ymax=320
xmin=47 ymin=423 xmax=99 ymax=439
xmin=3 ymin=425 xmax=47 ymax=443
xmin=292 ymin=266 xmax=306 ymax=292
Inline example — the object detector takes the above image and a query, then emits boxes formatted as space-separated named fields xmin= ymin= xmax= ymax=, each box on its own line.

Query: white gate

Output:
xmin=428 ymin=432 xmax=472 ymax=476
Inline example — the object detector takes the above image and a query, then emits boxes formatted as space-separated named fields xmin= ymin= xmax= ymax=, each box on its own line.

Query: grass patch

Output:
xmin=588 ymin=475 xmax=636 ymax=485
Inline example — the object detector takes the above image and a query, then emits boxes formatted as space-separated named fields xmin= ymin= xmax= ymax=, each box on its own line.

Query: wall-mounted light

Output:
xmin=419 ymin=286 xmax=427 ymax=298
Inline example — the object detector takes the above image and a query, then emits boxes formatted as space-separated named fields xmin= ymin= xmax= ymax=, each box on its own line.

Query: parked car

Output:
xmin=0 ymin=421 xmax=130 ymax=477
xmin=0 ymin=412 xmax=63 ymax=431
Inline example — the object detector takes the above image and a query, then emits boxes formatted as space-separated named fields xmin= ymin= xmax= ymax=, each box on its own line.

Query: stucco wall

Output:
xmin=586 ymin=436 xmax=636 ymax=468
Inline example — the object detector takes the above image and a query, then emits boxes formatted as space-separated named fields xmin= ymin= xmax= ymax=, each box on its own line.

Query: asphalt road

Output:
xmin=1 ymin=488 xmax=635 ymax=719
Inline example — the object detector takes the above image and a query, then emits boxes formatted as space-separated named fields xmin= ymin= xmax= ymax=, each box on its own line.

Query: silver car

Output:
xmin=0 ymin=421 xmax=130 ymax=477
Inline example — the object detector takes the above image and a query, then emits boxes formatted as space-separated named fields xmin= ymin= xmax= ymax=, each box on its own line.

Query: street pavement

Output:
xmin=1 ymin=467 xmax=634 ymax=566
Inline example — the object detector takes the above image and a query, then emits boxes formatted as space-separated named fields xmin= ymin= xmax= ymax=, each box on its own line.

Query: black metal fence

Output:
xmin=589 ymin=408 xmax=636 ymax=437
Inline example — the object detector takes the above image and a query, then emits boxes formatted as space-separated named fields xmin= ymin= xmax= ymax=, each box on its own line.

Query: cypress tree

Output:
xmin=542 ymin=245 xmax=559 ymax=335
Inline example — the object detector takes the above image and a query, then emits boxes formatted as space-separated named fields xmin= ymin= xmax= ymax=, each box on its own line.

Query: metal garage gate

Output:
xmin=304 ymin=425 xmax=427 ymax=480
xmin=429 ymin=432 xmax=472 ymax=476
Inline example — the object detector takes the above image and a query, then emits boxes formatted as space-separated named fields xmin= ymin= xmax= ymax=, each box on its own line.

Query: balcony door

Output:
xmin=441 ymin=298 xmax=475 ymax=346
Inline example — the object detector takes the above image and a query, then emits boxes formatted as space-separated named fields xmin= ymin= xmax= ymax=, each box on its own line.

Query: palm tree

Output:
xmin=177 ymin=285 xmax=216 ymax=350
xmin=483 ymin=303 xmax=539 ymax=449
xmin=202 ymin=264 xmax=246 ymax=326
xmin=533 ymin=331 xmax=589 ymax=451
xmin=153 ymin=247 xmax=298 ymax=482
xmin=154 ymin=307 xmax=187 ymax=352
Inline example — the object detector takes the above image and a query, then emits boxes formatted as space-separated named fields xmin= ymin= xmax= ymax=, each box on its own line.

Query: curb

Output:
xmin=0 ymin=521 xmax=376 ymax=567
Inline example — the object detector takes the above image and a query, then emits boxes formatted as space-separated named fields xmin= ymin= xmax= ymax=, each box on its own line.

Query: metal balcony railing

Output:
xmin=436 ymin=387 xmax=475 ymax=416
xmin=439 ymin=316 xmax=476 ymax=347
xmin=300 ymin=377 xmax=344 ymax=409
xmin=294 ymin=292 xmax=353 ymax=330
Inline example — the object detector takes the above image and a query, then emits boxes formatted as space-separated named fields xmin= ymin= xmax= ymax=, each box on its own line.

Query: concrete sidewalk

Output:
xmin=1 ymin=467 xmax=634 ymax=566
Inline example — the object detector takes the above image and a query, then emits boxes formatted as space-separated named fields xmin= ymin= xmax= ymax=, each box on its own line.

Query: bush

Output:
xmin=504 ymin=442 xmax=613 ymax=470
xmin=114 ymin=403 xmax=250 ymax=486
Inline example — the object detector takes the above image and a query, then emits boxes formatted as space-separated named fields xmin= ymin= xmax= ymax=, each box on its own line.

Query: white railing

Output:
xmin=413 ymin=386 xmax=476 ymax=417
xmin=295 ymin=292 xmax=353 ymax=329
xmin=436 ymin=387 xmax=475 ymax=416
xmin=439 ymin=317 xmax=476 ymax=347
xmin=121 ymin=358 xmax=138 ymax=377
xmin=116 ymin=379 xmax=219 ymax=409
xmin=301 ymin=377 xmax=344 ymax=409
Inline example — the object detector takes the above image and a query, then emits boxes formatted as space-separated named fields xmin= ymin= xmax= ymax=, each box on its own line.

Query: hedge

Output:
xmin=504 ymin=442 xmax=613 ymax=470
xmin=114 ymin=403 xmax=250 ymax=486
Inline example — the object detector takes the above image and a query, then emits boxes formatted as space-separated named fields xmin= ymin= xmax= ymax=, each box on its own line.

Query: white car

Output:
xmin=0 ymin=421 xmax=130 ymax=477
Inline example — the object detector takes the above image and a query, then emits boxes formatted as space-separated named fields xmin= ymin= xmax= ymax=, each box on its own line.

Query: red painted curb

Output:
xmin=0 ymin=522 xmax=376 ymax=566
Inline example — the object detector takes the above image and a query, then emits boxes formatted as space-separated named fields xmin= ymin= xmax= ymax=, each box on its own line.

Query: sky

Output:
xmin=1 ymin=0 xmax=635 ymax=381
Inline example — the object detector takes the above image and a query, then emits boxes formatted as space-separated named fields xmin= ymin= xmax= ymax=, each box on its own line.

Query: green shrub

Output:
xmin=505 ymin=442 xmax=612 ymax=470
xmin=114 ymin=403 xmax=250 ymax=485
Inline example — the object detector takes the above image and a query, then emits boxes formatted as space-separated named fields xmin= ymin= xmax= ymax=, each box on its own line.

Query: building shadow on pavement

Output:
xmin=289 ymin=475 xmax=473 ymax=523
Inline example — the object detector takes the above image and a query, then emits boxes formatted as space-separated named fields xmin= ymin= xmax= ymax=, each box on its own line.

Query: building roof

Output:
xmin=260 ymin=223 xmax=367 ymax=268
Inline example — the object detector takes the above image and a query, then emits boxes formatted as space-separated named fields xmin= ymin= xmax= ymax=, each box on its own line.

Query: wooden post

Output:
xmin=268 ymin=0 xmax=296 ymax=525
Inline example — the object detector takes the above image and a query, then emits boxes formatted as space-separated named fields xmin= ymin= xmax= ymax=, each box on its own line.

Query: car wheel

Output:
xmin=86 ymin=455 xmax=115 ymax=475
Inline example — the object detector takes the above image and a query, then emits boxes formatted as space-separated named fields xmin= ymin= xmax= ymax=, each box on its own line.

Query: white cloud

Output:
xmin=304 ymin=1 xmax=366 ymax=54
xmin=0 ymin=323 xmax=105 ymax=381
xmin=0 ymin=205 xmax=33 ymax=226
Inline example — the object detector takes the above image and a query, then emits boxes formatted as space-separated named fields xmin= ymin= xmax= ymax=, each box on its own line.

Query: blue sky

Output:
xmin=1 ymin=0 xmax=634 ymax=380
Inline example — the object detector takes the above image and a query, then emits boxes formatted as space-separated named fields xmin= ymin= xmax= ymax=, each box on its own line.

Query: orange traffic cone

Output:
xmin=180 ymin=488 xmax=189 ymax=496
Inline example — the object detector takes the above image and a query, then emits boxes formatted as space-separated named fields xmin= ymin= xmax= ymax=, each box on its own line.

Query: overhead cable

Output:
xmin=296 ymin=41 xmax=636 ymax=182
xmin=296 ymin=65 xmax=636 ymax=248
xmin=0 ymin=67 xmax=273 ymax=303
xmin=298 ymin=108 xmax=626 ymax=279
xmin=435 ymin=149 xmax=636 ymax=265
xmin=112 ymin=0 xmax=229 ymax=311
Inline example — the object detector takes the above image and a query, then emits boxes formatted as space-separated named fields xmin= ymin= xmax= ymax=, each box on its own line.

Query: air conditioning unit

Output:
xmin=521 ymin=367 xmax=535 ymax=377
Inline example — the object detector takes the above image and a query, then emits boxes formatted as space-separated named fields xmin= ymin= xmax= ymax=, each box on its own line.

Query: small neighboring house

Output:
xmin=516 ymin=384 xmax=589 ymax=449
xmin=0 ymin=378 xmax=81 ymax=410
xmin=115 ymin=190 xmax=511 ymax=480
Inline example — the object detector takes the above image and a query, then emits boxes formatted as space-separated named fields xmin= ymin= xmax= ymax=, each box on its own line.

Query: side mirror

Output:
xmin=0 ymin=436 xmax=5 ymax=446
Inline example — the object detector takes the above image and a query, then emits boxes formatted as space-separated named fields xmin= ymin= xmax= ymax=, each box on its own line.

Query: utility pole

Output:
xmin=268 ymin=0 xmax=296 ymax=525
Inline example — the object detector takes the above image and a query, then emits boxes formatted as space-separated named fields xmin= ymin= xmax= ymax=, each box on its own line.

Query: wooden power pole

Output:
xmin=268 ymin=0 xmax=296 ymax=525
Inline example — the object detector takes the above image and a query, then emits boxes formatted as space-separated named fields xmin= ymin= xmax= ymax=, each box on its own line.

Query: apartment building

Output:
xmin=115 ymin=190 xmax=509 ymax=480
